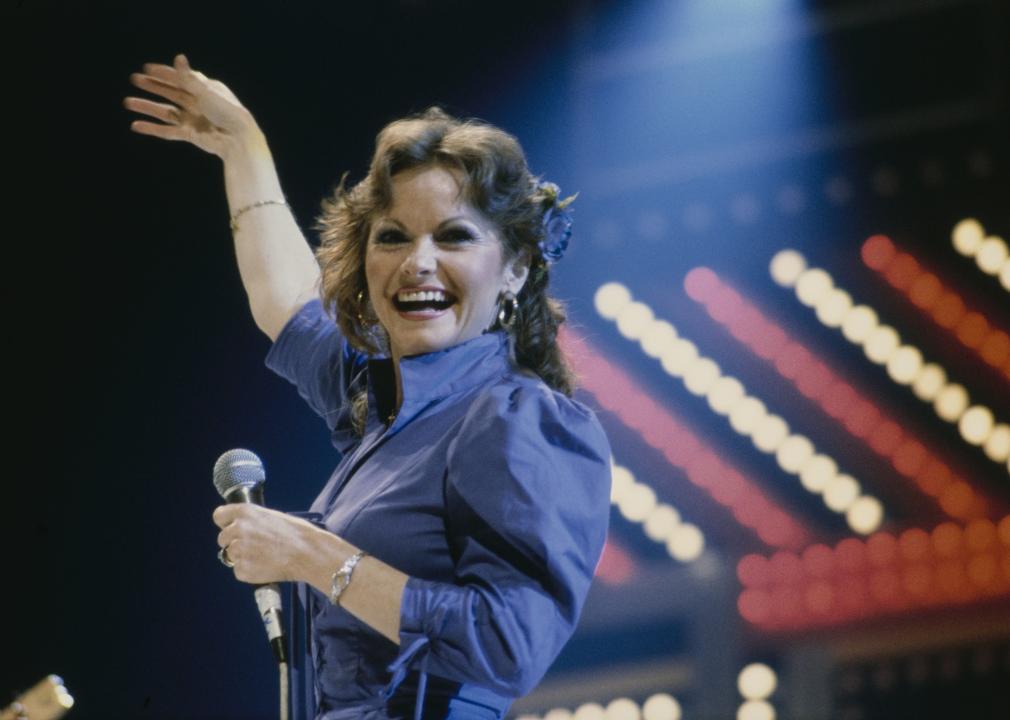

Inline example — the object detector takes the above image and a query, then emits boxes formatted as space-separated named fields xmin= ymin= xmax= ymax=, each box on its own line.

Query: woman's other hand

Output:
xmin=125 ymin=54 xmax=263 ymax=161
xmin=213 ymin=504 xmax=328 ymax=585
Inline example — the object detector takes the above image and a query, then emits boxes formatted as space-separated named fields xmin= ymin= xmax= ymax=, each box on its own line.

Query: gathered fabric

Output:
xmin=266 ymin=298 xmax=612 ymax=719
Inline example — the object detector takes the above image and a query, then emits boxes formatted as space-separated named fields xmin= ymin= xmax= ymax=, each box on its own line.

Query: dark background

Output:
xmin=5 ymin=1 xmax=1009 ymax=718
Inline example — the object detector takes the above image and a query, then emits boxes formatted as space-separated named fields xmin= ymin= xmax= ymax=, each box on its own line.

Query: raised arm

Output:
xmin=125 ymin=54 xmax=321 ymax=340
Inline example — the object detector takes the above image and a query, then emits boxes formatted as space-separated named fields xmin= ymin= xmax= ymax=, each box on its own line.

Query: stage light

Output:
xmin=668 ymin=522 xmax=705 ymax=562
xmin=660 ymin=338 xmax=699 ymax=377
xmin=574 ymin=703 xmax=606 ymax=720
xmin=1001 ymin=261 xmax=1010 ymax=291
xmin=823 ymin=473 xmax=860 ymax=512
xmin=684 ymin=357 xmax=721 ymax=395
xmin=604 ymin=698 xmax=639 ymax=720
xmin=644 ymin=503 xmax=681 ymax=542
xmin=864 ymin=325 xmax=901 ymax=364
xmin=977 ymin=236 xmax=1008 ymax=275
xmin=952 ymin=218 xmax=985 ymax=256
xmin=642 ymin=693 xmax=681 ymax=720
xmin=886 ymin=345 xmax=923 ymax=385
xmin=737 ymin=699 xmax=775 ymax=720
xmin=769 ymin=249 xmax=806 ymax=287
xmin=847 ymin=496 xmax=884 ymax=535
xmin=815 ymin=288 xmax=853 ymax=328
xmin=799 ymin=455 xmax=837 ymax=493
xmin=795 ymin=268 xmax=833 ymax=307
xmin=544 ymin=711 xmax=575 ymax=720
xmin=776 ymin=434 xmax=814 ymax=474
xmin=959 ymin=405 xmax=995 ymax=446
xmin=594 ymin=282 xmax=632 ymax=319
xmin=911 ymin=363 xmax=946 ymax=401
xmin=707 ymin=376 xmax=746 ymax=415
xmin=841 ymin=305 xmax=878 ymax=343
xmin=641 ymin=320 xmax=678 ymax=358
xmin=610 ymin=464 xmax=634 ymax=502
xmin=617 ymin=302 xmax=655 ymax=340
xmin=738 ymin=663 xmax=778 ymax=700
xmin=618 ymin=481 xmax=657 ymax=522
xmin=751 ymin=414 xmax=790 ymax=453
xmin=729 ymin=396 xmax=768 ymax=435
xmin=983 ymin=424 xmax=1010 ymax=462
xmin=934 ymin=383 xmax=968 ymax=422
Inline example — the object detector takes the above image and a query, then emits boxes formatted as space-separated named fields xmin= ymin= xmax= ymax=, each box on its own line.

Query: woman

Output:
xmin=126 ymin=54 xmax=612 ymax=720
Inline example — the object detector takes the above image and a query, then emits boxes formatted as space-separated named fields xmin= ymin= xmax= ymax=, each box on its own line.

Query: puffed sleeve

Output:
xmin=388 ymin=380 xmax=612 ymax=698
xmin=264 ymin=298 xmax=367 ymax=437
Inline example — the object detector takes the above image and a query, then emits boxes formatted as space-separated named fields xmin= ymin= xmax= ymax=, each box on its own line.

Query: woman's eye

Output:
xmin=375 ymin=229 xmax=407 ymax=244
xmin=439 ymin=228 xmax=476 ymax=244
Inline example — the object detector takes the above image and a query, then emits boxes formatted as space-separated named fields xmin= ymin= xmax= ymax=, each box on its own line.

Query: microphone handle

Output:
xmin=225 ymin=485 xmax=289 ymax=664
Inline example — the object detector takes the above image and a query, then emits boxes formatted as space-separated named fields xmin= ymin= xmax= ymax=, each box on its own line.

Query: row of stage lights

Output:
xmin=515 ymin=664 xmax=779 ymax=720
xmin=770 ymin=249 xmax=1010 ymax=473
xmin=611 ymin=460 xmax=706 ymax=563
xmin=594 ymin=283 xmax=885 ymax=535
xmin=683 ymin=264 xmax=992 ymax=520
xmin=737 ymin=515 xmax=1010 ymax=630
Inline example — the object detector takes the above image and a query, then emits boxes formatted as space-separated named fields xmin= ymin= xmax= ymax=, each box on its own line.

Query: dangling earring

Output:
xmin=497 ymin=291 xmax=519 ymax=331
xmin=356 ymin=289 xmax=372 ymax=325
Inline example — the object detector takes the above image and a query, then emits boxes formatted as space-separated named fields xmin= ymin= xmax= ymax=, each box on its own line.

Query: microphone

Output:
xmin=213 ymin=448 xmax=288 ymax=664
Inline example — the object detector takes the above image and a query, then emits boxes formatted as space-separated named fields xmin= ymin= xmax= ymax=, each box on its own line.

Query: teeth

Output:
xmin=398 ymin=289 xmax=447 ymax=303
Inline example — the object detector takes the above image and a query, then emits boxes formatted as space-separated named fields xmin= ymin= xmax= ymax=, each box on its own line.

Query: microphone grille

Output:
xmin=213 ymin=448 xmax=266 ymax=499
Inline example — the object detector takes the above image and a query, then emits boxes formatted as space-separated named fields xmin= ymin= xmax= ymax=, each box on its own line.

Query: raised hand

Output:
xmin=125 ymin=54 xmax=263 ymax=161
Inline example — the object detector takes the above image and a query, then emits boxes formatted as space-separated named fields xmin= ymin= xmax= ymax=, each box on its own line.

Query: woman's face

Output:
xmin=365 ymin=164 xmax=528 ymax=362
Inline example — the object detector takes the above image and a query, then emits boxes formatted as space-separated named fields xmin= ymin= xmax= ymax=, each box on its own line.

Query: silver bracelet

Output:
xmin=229 ymin=198 xmax=289 ymax=233
xmin=329 ymin=550 xmax=368 ymax=606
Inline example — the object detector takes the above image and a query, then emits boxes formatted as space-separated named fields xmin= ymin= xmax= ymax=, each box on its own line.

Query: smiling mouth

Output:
xmin=392 ymin=289 xmax=457 ymax=313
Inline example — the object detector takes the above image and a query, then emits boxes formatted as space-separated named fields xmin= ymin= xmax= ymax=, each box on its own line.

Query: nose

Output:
xmin=400 ymin=236 xmax=438 ymax=277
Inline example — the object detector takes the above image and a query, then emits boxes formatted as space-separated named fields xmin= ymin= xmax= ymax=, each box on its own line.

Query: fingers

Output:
xmin=123 ymin=96 xmax=181 ymax=125
xmin=129 ymin=72 xmax=197 ymax=113
xmin=212 ymin=504 xmax=239 ymax=528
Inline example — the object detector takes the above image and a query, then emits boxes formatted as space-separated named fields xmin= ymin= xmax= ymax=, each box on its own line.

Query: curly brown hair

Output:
xmin=314 ymin=107 xmax=576 ymax=429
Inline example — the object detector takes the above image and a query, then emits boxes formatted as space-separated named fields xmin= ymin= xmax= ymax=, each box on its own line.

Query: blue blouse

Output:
xmin=265 ymin=299 xmax=612 ymax=720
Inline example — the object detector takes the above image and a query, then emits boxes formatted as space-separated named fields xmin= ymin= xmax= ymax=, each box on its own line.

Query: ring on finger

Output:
xmin=218 ymin=545 xmax=235 ymax=568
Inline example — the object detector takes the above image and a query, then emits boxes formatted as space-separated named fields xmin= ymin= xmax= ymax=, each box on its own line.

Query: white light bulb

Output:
xmin=795 ymin=268 xmax=834 ymax=307
xmin=617 ymin=302 xmax=655 ymax=341
xmin=934 ymin=383 xmax=970 ymax=422
xmin=729 ymin=397 xmax=767 ymax=435
xmin=823 ymin=474 xmax=861 ymax=513
xmin=618 ymin=482 xmax=657 ymax=522
xmin=912 ymin=363 xmax=947 ymax=402
xmin=847 ymin=495 xmax=884 ymax=535
xmin=594 ymin=283 xmax=631 ymax=320
xmin=737 ymin=700 xmax=776 ymax=720
xmin=643 ymin=503 xmax=681 ymax=541
xmin=977 ymin=237 xmax=1008 ymax=275
xmin=864 ymin=325 xmax=901 ymax=365
xmin=667 ymin=523 xmax=705 ymax=562
xmin=983 ymin=423 xmax=1010 ymax=462
xmin=799 ymin=455 xmax=838 ymax=493
xmin=841 ymin=305 xmax=879 ymax=343
xmin=707 ymin=376 xmax=746 ymax=415
xmin=959 ymin=405 xmax=995 ymax=446
xmin=661 ymin=339 xmax=699 ymax=378
xmin=770 ymin=250 xmax=807 ymax=287
xmin=738 ymin=663 xmax=778 ymax=700
xmin=776 ymin=435 xmax=815 ymax=474
xmin=684 ymin=358 xmax=721 ymax=396
xmin=815 ymin=288 xmax=853 ymax=328
xmin=641 ymin=320 xmax=678 ymax=358
xmin=951 ymin=218 xmax=985 ymax=256
xmin=887 ymin=345 xmax=923 ymax=385
xmin=604 ymin=698 xmax=640 ymax=720
xmin=642 ymin=694 xmax=681 ymax=720
xmin=752 ymin=414 xmax=790 ymax=453
xmin=574 ymin=703 xmax=606 ymax=720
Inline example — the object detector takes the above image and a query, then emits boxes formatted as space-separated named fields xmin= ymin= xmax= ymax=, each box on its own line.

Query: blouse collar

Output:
xmin=365 ymin=331 xmax=511 ymax=430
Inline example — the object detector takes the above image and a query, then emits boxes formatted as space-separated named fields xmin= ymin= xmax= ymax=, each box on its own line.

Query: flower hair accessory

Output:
xmin=537 ymin=181 xmax=577 ymax=264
